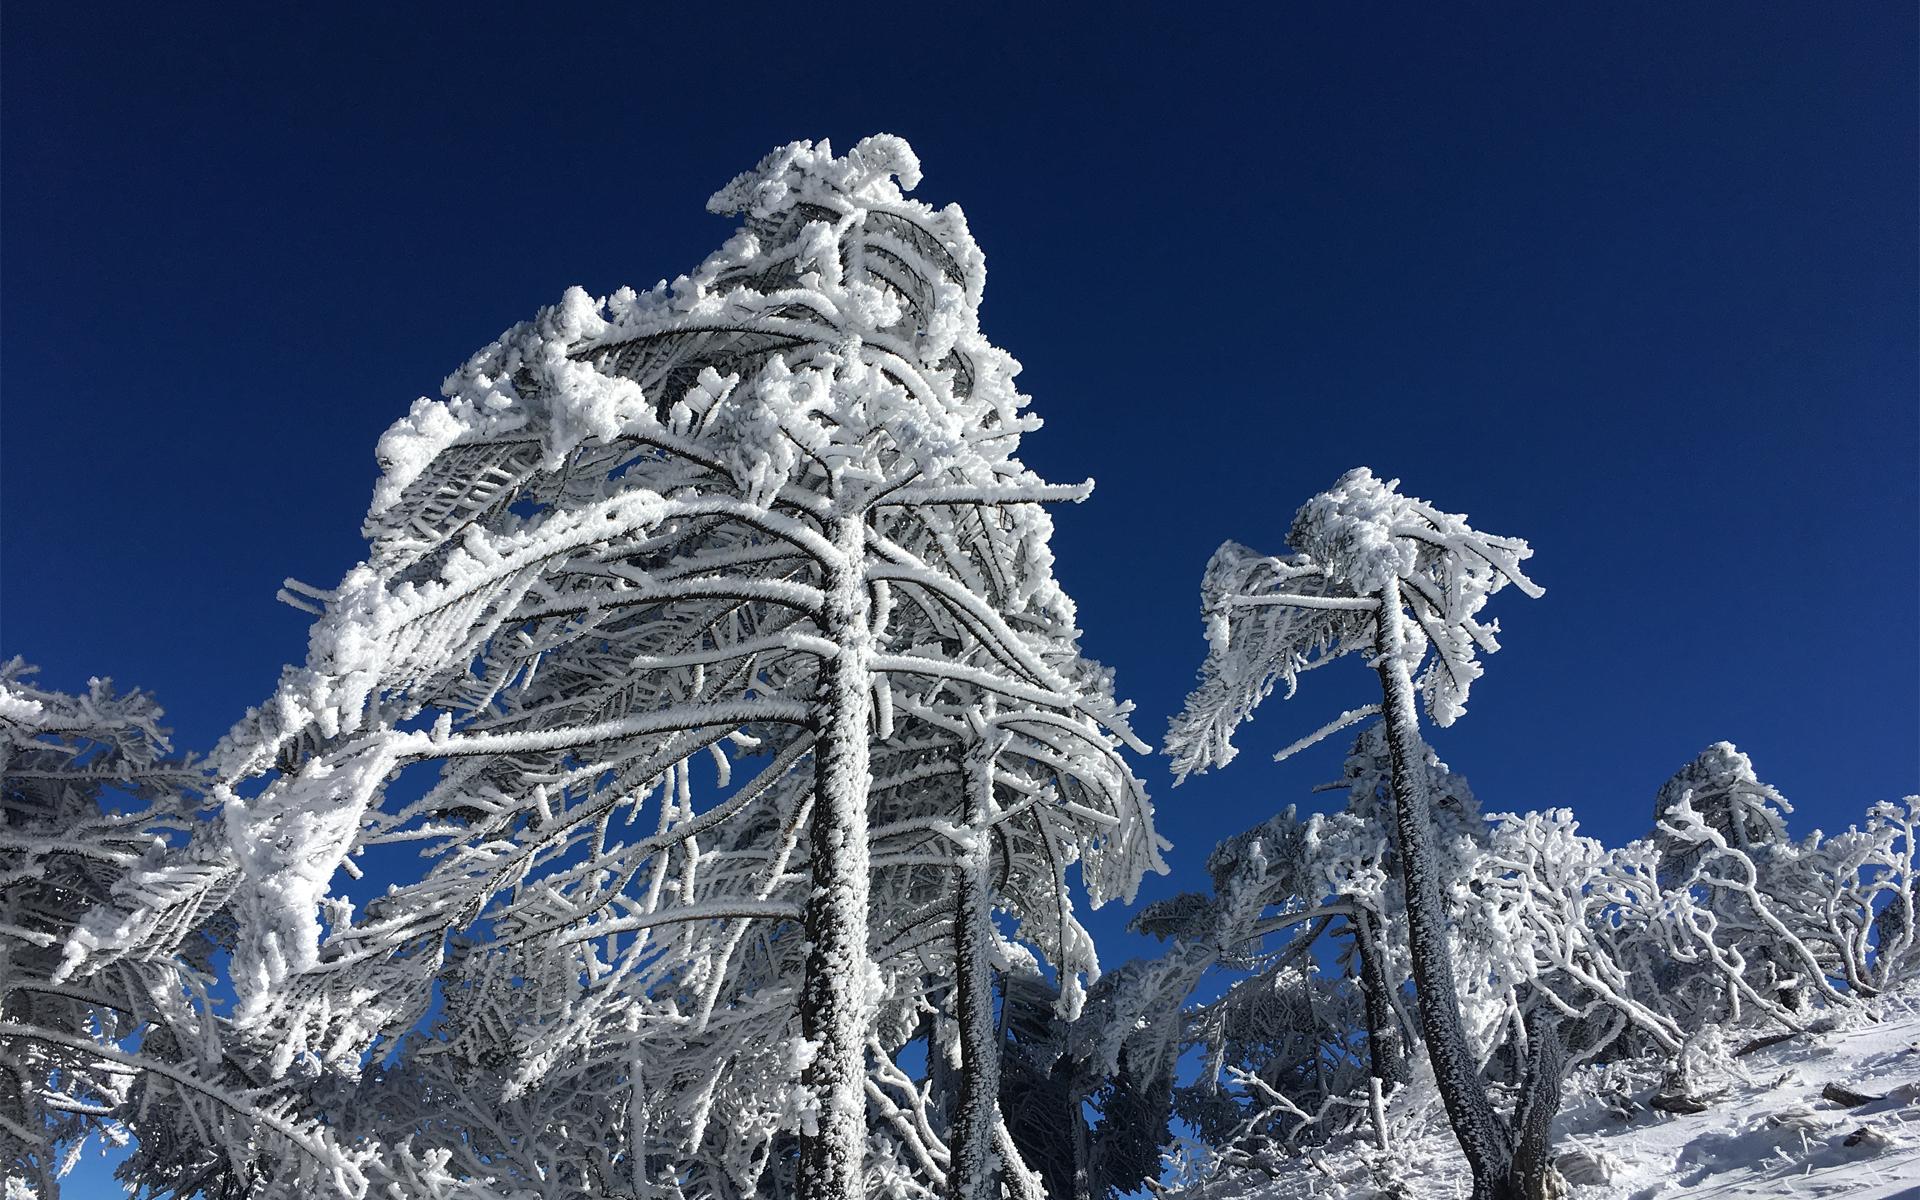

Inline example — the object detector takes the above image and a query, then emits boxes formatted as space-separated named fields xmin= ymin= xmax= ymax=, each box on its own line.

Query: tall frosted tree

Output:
xmin=1166 ymin=468 xmax=1557 ymax=1200
xmin=211 ymin=135 xmax=1161 ymax=1200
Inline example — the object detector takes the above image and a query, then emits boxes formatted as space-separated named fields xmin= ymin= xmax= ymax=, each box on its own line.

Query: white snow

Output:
xmin=1183 ymin=989 xmax=1920 ymax=1200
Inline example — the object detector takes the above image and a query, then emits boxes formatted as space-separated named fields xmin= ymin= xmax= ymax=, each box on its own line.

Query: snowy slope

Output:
xmin=1567 ymin=1002 xmax=1920 ymax=1200
xmin=1184 ymin=991 xmax=1920 ymax=1200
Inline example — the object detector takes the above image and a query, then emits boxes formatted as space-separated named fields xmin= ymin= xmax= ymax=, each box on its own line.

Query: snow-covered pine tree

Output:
xmin=1648 ymin=743 xmax=1919 ymax=1025
xmin=1166 ymin=468 xmax=1556 ymax=1200
xmin=1121 ymin=806 xmax=1365 ymax=1165
xmin=0 ymin=661 xmax=368 ymax=1200
xmin=208 ymin=135 xmax=1162 ymax=1200
xmin=991 ymin=966 xmax=1176 ymax=1200
xmin=1093 ymin=731 xmax=1483 ymax=1176
xmin=1651 ymin=743 xmax=1814 ymax=1016
xmin=1654 ymin=744 xmax=1794 ymax=872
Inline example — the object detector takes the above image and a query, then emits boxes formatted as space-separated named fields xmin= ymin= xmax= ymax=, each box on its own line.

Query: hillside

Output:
xmin=1181 ymin=990 xmax=1920 ymax=1200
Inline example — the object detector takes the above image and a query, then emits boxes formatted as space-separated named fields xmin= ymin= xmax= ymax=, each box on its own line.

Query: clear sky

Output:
xmin=3 ymin=5 xmax=1915 ymax=1189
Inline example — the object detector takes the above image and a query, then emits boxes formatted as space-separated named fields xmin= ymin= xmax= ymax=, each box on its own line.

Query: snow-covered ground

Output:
xmin=1186 ymin=991 xmax=1920 ymax=1200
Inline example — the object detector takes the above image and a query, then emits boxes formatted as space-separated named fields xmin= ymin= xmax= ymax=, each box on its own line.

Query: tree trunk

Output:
xmin=1069 ymin=1078 xmax=1094 ymax=1200
xmin=1368 ymin=1074 xmax=1391 ymax=1151
xmin=949 ymin=736 xmax=1003 ymax=1200
xmin=797 ymin=514 xmax=876 ymax=1200
xmin=994 ymin=1116 xmax=1048 ymax=1200
xmin=1508 ymin=1006 xmax=1567 ymax=1200
xmin=1352 ymin=905 xmax=1407 ymax=1089
xmin=1374 ymin=579 xmax=1513 ymax=1200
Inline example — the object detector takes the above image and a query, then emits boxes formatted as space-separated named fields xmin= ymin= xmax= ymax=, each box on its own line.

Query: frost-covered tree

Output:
xmin=1653 ymin=744 xmax=1793 ymax=873
xmin=1650 ymin=742 xmax=1809 ymax=1015
xmin=989 ymin=968 xmax=1171 ymax=1200
xmin=0 ymin=661 xmax=369 ymax=1200
xmin=1095 ymin=783 xmax=1395 ymax=1165
xmin=1167 ymin=468 xmax=1558 ymax=1200
xmin=1076 ymin=810 xmax=1334 ymax=1186
xmin=1646 ymin=744 xmax=1919 ymax=1028
xmin=1857 ymin=800 xmax=1920 ymax=987
xmin=202 ymin=135 xmax=1161 ymax=1200
xmin=1105 ymin=730 xmax=1494 ymax=1178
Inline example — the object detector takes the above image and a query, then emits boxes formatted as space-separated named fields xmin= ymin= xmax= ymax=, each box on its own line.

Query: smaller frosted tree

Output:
xmin=1653 ymin=743 xmax=1793 ymax=870
xmin=0 ymin=661 xmax=367 ymax=1200
xmin=1652 ymin=743 xmax=1804 ymax=1017
xmin=1648 ymin=743 xmax=1913 ymax=1025
xmin=1167 ymin=468 xmax=1556 ymax=1200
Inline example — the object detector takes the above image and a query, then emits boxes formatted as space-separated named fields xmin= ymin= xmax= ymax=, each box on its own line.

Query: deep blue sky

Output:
xmin=3 ymin=8 xmax=1915 ymax=1177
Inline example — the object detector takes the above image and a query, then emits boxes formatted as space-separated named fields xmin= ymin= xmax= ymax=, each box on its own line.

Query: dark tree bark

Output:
xmin=1353 ymin=906 xmax=1408 ymax=1090
xmin=1374 ymin=579 xmax=1513 ymax=1200
xmin=949 ymin=738 xmax=1003 ymax=1200
xmin=1508 ymin=1007 xmax=1567 ymax=1200
xmin=797 ymin=515 xmax=876 ymax=1200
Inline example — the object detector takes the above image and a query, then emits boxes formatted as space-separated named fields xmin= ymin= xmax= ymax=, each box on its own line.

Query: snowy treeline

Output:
xmin=2 ymin=138 xmax=1914 ymax=1200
